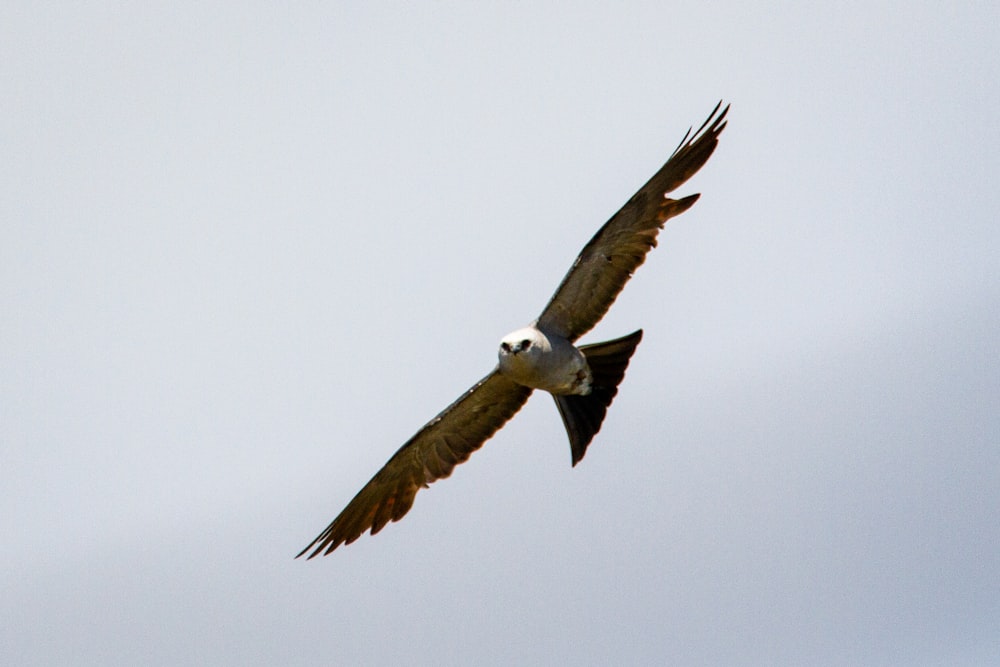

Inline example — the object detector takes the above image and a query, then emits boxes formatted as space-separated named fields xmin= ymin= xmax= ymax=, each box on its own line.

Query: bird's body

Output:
xmin=298 ymin=103 xmax=728 ymax=558
xmin=498 ymin=325 xmax=591 ymax=395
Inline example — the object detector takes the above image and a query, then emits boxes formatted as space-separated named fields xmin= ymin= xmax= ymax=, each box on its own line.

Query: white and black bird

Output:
xmin=298 ymin=103 xmax=728 ymax=558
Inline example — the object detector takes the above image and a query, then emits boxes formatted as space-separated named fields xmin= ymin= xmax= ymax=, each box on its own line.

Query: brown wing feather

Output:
xmin=297 ymin=370 xmax=533 ymax=558
xmin=536 ymin=102 xmax=728 ymax=341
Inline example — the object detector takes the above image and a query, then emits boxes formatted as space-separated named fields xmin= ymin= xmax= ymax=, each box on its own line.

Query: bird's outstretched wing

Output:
xmin=536 ymin=102 xmax=728 ymax=342
xmin=297 ymin=370 xmax=533 ymax=558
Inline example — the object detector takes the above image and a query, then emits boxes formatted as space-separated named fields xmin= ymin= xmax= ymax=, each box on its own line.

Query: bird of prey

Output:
xmin=298 ymin=102 xmax=728 ymax=558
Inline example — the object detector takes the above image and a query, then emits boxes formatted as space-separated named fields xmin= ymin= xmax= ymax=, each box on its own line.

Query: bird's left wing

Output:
xmin=536 ymin=102 xmax=728 ymax=342
xmin=297 ymin=369 xmax=533 ymax=558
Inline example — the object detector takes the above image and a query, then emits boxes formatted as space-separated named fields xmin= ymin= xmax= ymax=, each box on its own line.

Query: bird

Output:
xmin=298 ymin=102 xmax=728 ymax=558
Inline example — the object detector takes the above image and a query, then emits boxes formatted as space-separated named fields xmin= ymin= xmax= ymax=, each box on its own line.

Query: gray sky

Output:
xmin=3 ymin=3 xmax=998 ymax=665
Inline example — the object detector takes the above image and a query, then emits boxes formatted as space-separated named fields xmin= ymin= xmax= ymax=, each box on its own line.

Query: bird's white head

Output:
xmin=499 ymin=327 xmax=548 ymax=356
xmin=497 ymin=326 xmax=550 ymax=378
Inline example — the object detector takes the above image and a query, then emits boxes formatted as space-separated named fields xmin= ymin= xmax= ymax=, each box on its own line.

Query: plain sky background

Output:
xmin=3 ymin=3 xmax=998 ymax=665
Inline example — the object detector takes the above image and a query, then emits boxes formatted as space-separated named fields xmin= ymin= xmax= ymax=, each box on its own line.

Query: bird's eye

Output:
xmin=521 ymin=339 xmax=531 ymax=350
xmin=500 ymin=342 xmax=511 ymax=353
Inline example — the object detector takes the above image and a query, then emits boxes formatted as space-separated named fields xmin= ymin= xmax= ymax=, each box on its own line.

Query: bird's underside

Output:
xmin=298 ymin=102 xmax=728 ymax=558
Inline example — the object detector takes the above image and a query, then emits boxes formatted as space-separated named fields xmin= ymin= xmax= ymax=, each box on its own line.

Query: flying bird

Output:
xmin=298 ymin=102 xmax=728 ymax=558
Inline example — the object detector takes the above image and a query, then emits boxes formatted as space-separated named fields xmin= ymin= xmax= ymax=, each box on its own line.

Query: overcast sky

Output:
xmin=3 ymin=3 xmax=998 ymax=665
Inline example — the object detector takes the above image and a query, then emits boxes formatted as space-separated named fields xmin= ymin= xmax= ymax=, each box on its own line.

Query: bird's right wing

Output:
xmin=297 ymin=369 xmax=533 ymax=558
xmin=536 ymin=102 xmax=728 ymax=342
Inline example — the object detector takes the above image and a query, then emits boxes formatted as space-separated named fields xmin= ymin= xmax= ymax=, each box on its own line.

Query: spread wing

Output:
xmin=297 ymin=370 xmax=533 ymax=558
xmin=536 ymin=102 xmax=728 ymax=342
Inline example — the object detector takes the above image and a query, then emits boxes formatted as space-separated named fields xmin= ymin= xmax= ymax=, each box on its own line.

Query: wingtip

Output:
xmin=296 ymin=526 xmax=344 ymax=559
xmin=697 ymin=100 xmax=729 ymax=140
xmin=295 ymin=542 xmax=322 ymax=560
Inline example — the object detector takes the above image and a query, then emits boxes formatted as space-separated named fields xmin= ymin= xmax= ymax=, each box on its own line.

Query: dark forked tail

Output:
xmin=553 ymin=329 xmax=643 ymax=466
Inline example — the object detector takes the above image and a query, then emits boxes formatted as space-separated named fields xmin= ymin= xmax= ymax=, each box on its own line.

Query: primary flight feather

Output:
xmin=298 ymin=102 xmax=728 ymax=558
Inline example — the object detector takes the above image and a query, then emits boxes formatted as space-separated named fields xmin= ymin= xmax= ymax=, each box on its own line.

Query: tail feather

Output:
xmin=553 ymin=329 xmax=643 ymax=466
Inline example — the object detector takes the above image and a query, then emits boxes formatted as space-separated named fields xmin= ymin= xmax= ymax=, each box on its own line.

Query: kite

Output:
xmin=298 ymin=102 xmax=728 ymax=558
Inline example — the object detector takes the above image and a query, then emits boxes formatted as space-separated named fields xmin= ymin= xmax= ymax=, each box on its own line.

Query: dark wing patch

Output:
xmin=297 ymin=370 xmax=533 ymax=558
xmin=536 ymin=102 xmax=728 ymax=341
